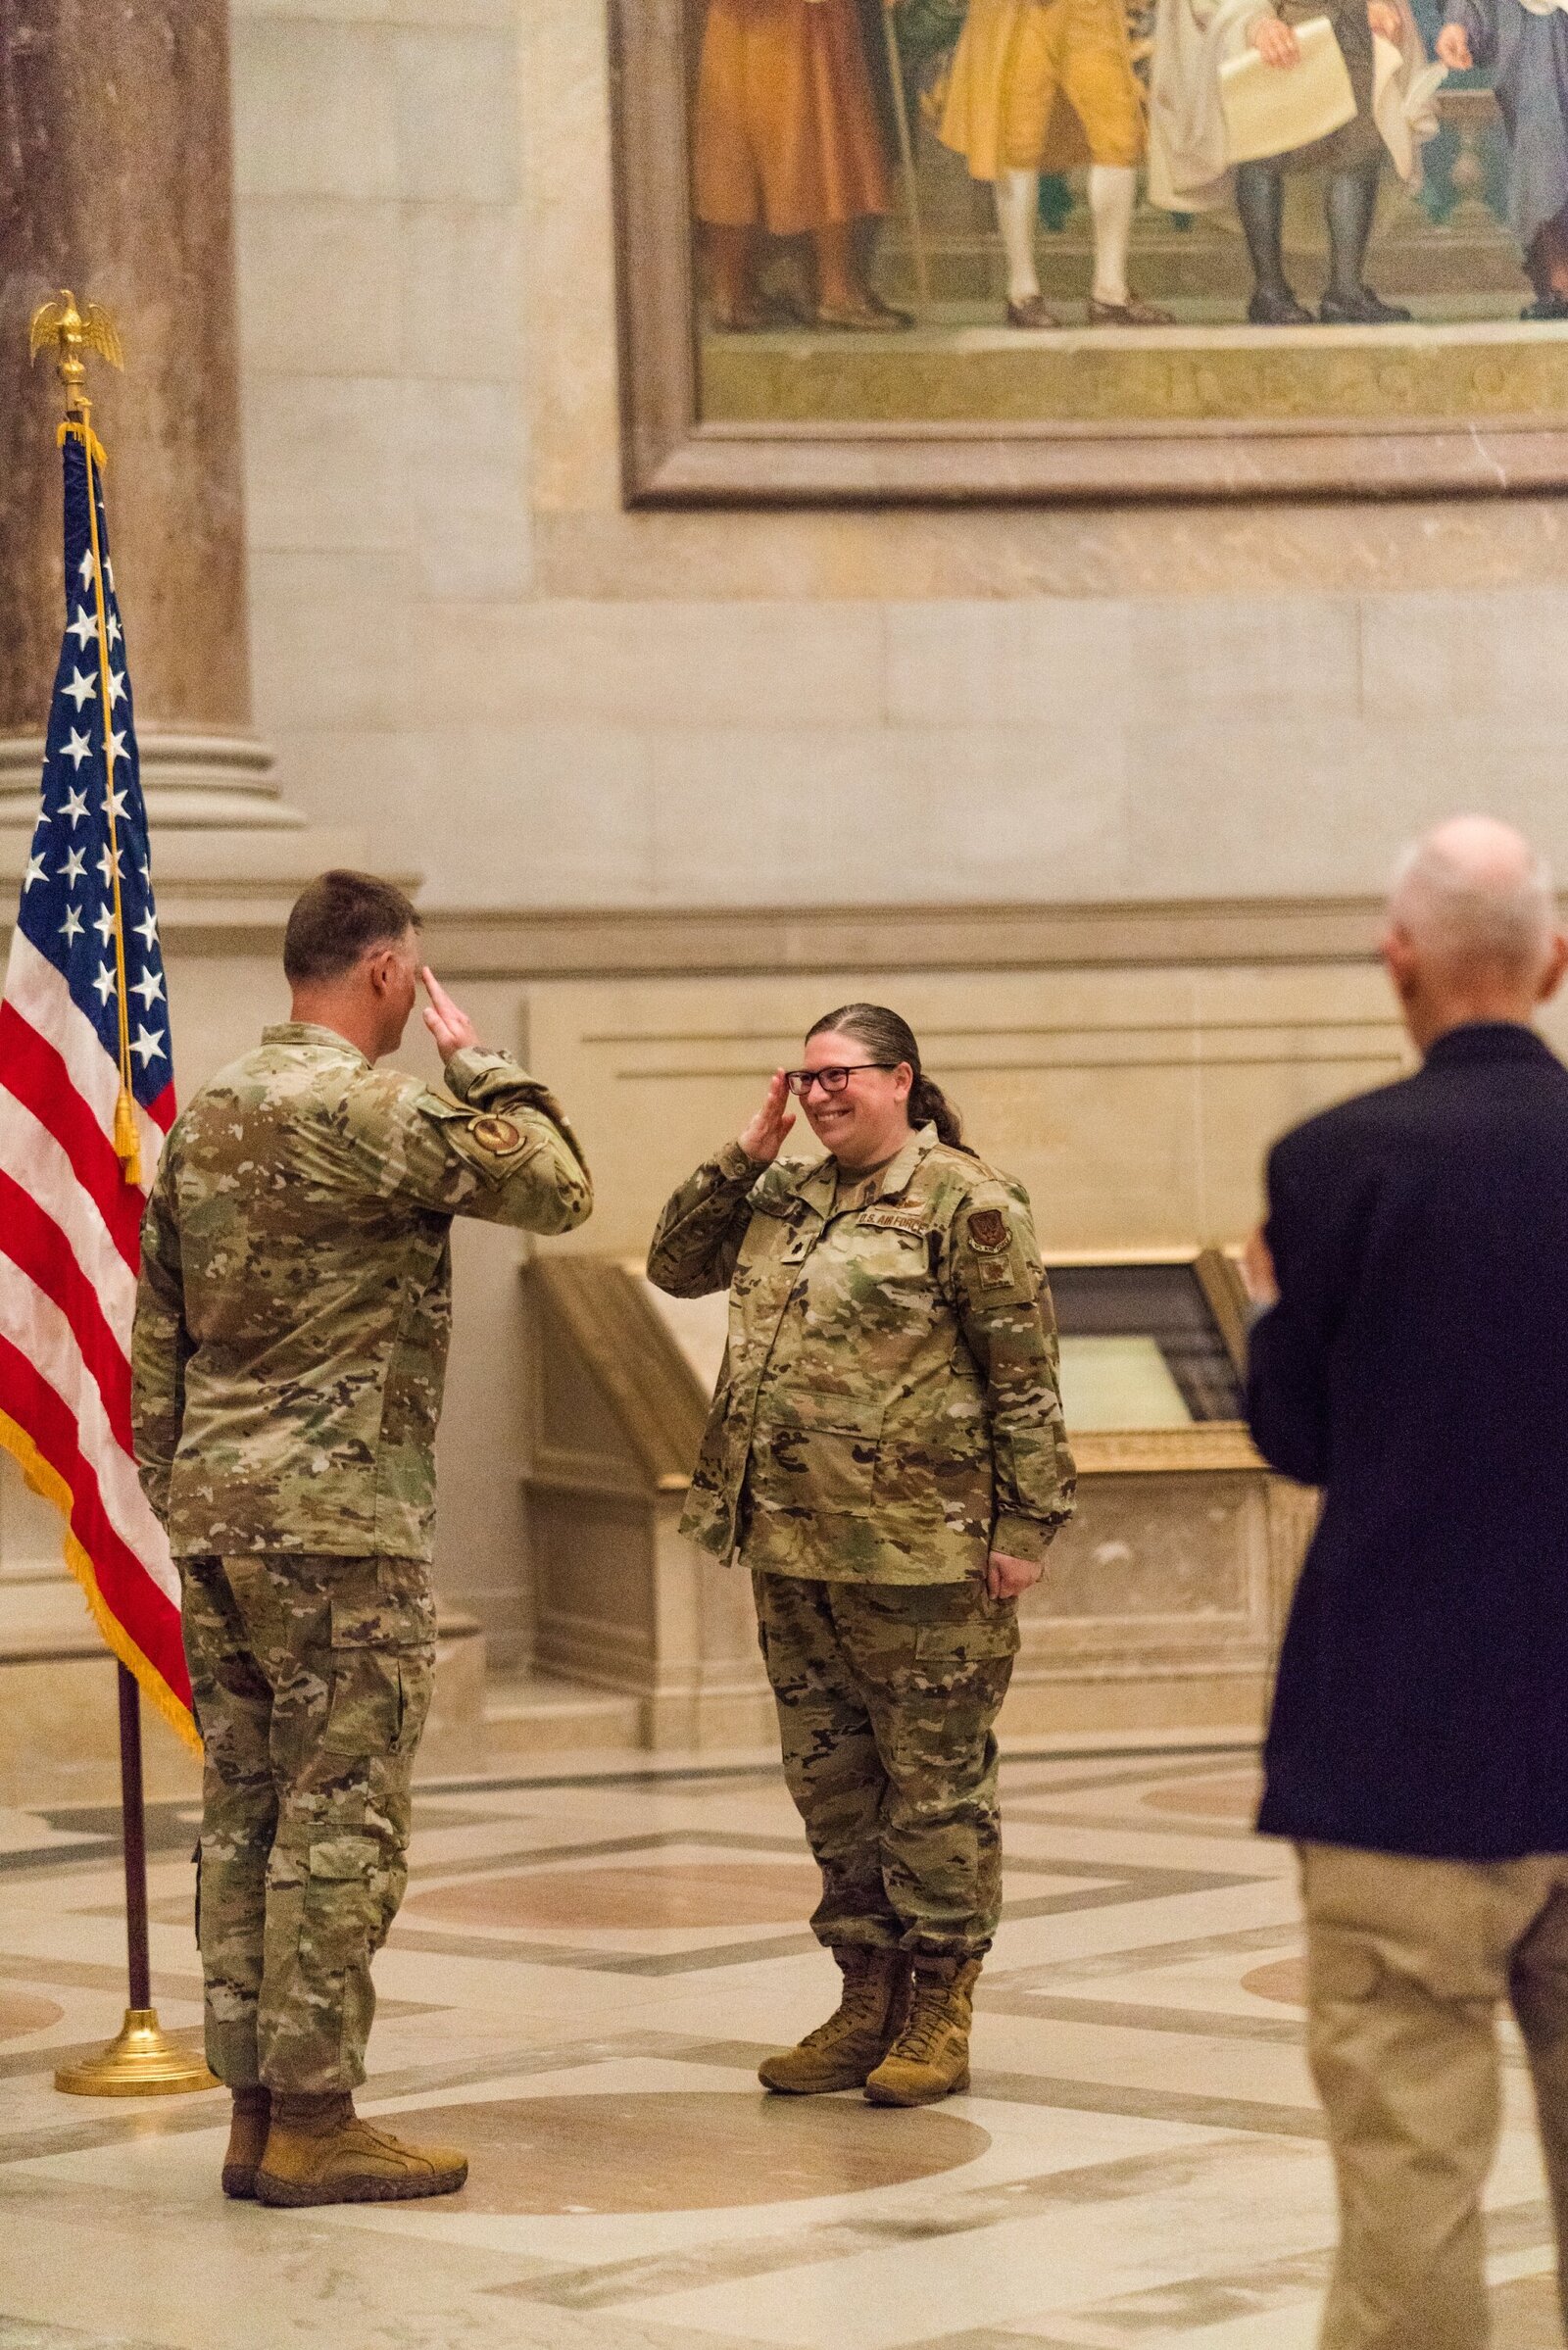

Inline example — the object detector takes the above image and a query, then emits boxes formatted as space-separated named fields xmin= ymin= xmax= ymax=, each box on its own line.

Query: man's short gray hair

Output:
xmin=1389 ymin=818 xmax=1557 ymax=982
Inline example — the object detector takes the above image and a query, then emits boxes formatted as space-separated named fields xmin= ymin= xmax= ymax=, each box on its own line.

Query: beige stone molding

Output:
xmin=417 ymin=896 xmax=1389 ymax=980
xmin=0 ymin=730 xmax=301 ymax=831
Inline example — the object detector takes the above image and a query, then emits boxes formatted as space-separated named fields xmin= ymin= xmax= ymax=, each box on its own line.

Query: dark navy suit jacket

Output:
xmin=1250 ymin=1022 xmax=1568 ymax=1858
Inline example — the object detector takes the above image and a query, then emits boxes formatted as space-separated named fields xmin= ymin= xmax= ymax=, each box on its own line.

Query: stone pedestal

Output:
xmin=0 ymin=0 xmax=359 ymax=895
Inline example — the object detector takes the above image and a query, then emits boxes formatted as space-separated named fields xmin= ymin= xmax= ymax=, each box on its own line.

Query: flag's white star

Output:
xmin=61 ymin=732 xmax=91 ymax=774
xmin=130 ymin=1024 xmax=165 ymax=1069
xmin=59 ymin=906 xmax=83 ymax=946
xmin=96 ymin=844 xmax=123 ymax=886
xmin=60 ymin=783 xmax=89 ymax=822
xmin=67 ymin=605 xmax=97 ymax=650
xmin=131 ymin=967 xmax=166 ymax=1008
xmin=92 ymin=906 xmax=117 ymax=945
xmin=104 ymin=731 xmax=127 ymax=768
xmin=104 ymin=784 xmax=128 ymax=820
xmin=22 ymin=853 xmax=45 ymax=892
xmin=105 ymin=611 xmax=122 ymax=649
xmin=60 ymin=847 xmax=86 ymax=888
xmin=62 ymin=669 xmax=96 ymax=710
xmin=106 ymin=669 xmax=126 ymax=709
xmin=105 ymin=559 xmax=115 ymax=592
xmin=77 ymin=548 xmax=95 ymax=588
xmin=91 ymin=963 xmax=117 ymax=1004
xmin=133 ymin=909 xmax=158 ymax=953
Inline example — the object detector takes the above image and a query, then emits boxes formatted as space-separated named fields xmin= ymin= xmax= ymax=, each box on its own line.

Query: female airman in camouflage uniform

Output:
xmin=648 ymin=1004 xmax=1075 ymax=2106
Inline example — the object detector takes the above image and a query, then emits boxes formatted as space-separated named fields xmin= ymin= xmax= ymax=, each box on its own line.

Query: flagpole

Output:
xmin=26 ymin=292 xmax=214 ymax=2101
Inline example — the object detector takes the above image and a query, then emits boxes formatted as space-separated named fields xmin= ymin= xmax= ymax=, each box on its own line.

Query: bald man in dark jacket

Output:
xmin=1247 ymin=816 xmax=1568 ymax=2350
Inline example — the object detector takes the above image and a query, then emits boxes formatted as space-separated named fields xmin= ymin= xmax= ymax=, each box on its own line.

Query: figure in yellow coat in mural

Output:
xmin=694 ymin=0 xmax=913 ymax=330
xmin=938 ymin=0 xmax=1174 ymax=323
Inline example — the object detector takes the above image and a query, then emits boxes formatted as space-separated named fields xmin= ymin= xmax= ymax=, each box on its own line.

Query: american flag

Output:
xmin=0 ymin=425 xmax=193 ymax=1738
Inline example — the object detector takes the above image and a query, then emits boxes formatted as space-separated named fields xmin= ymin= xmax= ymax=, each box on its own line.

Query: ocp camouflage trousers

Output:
xmin=181 ymin=1552 xmax=435 ymax=2095
xmin=754 ymin=1569 xmax=1019 ymax=1959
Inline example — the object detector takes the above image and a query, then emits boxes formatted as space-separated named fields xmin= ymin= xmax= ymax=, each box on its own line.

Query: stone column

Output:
xmin=0 ymin=0 xmax=361 ymax=896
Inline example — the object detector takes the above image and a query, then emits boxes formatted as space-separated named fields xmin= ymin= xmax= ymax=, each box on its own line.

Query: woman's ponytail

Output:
xmin=908 ymin=1073 xmax=964 ymax=1150
xmin=804 ymin=1003 xmax=973 ymax=1153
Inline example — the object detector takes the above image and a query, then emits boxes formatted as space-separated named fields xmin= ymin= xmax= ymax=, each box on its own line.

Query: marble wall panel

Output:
xmin=883 ymin=601 xmax=1133 ymax=730
xmin=1125 ymin=595 xmax=1363 ymax=723
xmin=231 ymin=16 xmax=400 ymax=199
xmin=235 ymin=198 xmax=404 ymax=375
xmin=646 ymin=727 xmax=1129 ymax=909
xmin=248 ymin=549 xmax=413 ymax=731
xmin=399 ymin=204 xmax=524 ymax=380
xmin=392 ymin=27 xmax=519 ymax=204
xmin=516 ymin=0 xmax=624 ymax=516
xmin=401 ymin=380 xmax=531 ymax=602
xmin=379 ymin=727 xmax=658 ymax=906
xmin=243 ymin=372 xmax=409 ymax=553
xmin=401 ymin=602 xmax=888 ymax=735
xmin=1359 ymin=587 xmax=1568 ymax=722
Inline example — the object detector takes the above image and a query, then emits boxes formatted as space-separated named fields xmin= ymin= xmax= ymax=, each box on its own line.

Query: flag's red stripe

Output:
xmin=146 ymin=1081 xmax=175 ymax=1136
xmin=0 ymin=1332 xmax=190 ymax=1710
xmin=0 ymin=1003 xmax=144 ymax=1269
xmin=0 ymin=1170 xmax=135 ymax=1453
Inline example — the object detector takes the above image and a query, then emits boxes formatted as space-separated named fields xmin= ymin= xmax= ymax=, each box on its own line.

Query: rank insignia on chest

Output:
xmin=967 ymin=1208 xmax=1010 ymax=1252
xmin=470 ymin=1114 xmax=522 ymax=1154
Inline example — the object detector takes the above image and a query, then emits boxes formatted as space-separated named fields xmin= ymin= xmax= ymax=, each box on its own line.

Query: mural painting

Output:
xmin=615 ymin=0 xmax=1568 ymax=489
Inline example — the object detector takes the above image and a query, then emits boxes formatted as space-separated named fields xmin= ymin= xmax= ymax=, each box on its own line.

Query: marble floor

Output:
xmin=0 ymin=1738 xmax=1562 ymax=2350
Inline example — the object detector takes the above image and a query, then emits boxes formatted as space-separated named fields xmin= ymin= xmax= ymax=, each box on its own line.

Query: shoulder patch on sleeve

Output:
xmin=967 ymin=1207 xmax=1009 ymax=1252
xmin=470 ymin=1114 xmax=524 ymax=1155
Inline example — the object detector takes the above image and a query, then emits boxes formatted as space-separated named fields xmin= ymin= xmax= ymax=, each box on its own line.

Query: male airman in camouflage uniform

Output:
xmin=649 ymin=1006 xmax=1074 ymax=2105
xmin=132 ymin=870 xmax=591 ymax=2205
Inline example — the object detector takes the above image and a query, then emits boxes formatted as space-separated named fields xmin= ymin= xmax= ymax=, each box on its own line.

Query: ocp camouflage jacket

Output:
xmin=647 ymin=1124 xmax=1076 ymax=1584
xmin=132 ymin=1023 xmax=592 ymax=1561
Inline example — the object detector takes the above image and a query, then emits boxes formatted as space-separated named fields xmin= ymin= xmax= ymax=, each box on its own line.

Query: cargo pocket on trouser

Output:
xmin=325 ymin=1558 xmax=437 ymax=1769
xmin=266 ymin=1830 xmax=386 ymax=2095
xmin=864 ymin=1598 xmax=1020 ymax=1955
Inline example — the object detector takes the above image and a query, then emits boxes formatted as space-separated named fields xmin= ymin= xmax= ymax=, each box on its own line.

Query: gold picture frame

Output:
xmin=610 ymin=0 xmax=1568 ymax=507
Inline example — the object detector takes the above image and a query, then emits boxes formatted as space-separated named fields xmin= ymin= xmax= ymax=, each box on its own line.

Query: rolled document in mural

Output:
xmin=1218 ymin=17 xmax=1356 ymax=165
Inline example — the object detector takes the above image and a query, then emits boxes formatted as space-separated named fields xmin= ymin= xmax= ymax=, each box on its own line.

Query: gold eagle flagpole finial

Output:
xmin=29 ymin=288 xmax=123 ymax=419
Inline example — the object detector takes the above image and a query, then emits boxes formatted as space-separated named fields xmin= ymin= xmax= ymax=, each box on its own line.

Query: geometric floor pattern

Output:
xmin=0 ymin=1743 xmax=1561 ymax=2348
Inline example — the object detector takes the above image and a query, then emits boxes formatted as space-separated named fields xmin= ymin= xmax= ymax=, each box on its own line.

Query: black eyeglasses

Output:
xmin=784 ymin=1062 xmax=899 ymax=1099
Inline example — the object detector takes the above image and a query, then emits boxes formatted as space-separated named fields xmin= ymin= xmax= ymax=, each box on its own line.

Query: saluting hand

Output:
xmin=1435 ymin=20 xmax=1473 ymax=66
xmin=421 ymin=967 xmax=479 ymax=1065
xmin=738 ymin=1070 xmax=796 ymax=1164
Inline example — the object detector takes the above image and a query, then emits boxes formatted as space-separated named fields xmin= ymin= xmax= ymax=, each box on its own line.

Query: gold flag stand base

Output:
xmin=55 ymin=2008 xmax=219 ymax=2098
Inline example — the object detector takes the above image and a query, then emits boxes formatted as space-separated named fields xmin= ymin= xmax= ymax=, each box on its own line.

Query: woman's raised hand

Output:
xmin=738 ymin=1069 xmax=796 ymax=1164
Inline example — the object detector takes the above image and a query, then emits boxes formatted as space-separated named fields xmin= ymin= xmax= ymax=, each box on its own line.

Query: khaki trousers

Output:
xmin=1300 ymin=1840 xmax=1568 ymax=2350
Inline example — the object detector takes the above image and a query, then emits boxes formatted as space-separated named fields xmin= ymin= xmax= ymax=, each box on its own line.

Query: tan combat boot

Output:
xmin=864 ymin=1954 xmax=982 ymax=2106
xmin=759 ymin=1946 xmax=911 ymax=2095
xmin=254 ymin=2091 xmax=468 ymax=2207
xmin=221 ymin=2084 xmax=271 ymax=2200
